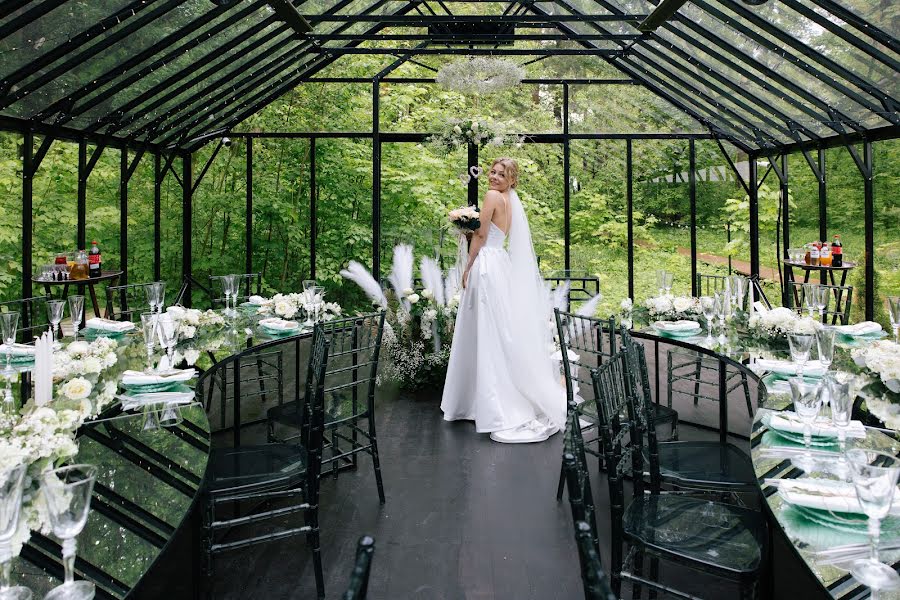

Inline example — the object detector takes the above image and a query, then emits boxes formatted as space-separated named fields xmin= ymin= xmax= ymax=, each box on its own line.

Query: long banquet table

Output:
xmin=9 ymin=314 xmax=319 ymax=599
xmin=632 ymin=323 xmax=899 ymax=599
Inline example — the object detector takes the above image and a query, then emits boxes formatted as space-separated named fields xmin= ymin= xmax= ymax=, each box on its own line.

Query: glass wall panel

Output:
xmin=250 ymin=139 xmax=312 ymax=297
xmin=874 ymin=139 xmax=900 ymax=328
xmin=316 ymin=138 xmax=372 ymax=310
xmin=126 ymin=154 xmax=156 ymax=288
xmin=825 ymin=145 xmax=866 ymax=322
xmin=31 ymin=138 xmax=77 ymax=287
xmin=0 ymin=132 xmax=23 ymax=302
xmin=191 ymin=141 xmax=248 ymax=294
xmin=160 ymin=156 xmax=183 ymax=290
xmin=632 ymin=140 xmax=692 ymax=300
xmin=786 ymin=151 xmax=822 ymax=307
xmin=570 ymin=140 xmax=628 ymax=317
xmin=239 ymin=83 xmax=373 ymax=133
xmin=380 ymin=142 xmax=467 ymax=279
xmin=85 ymin=148 xmax=121 ymax=287
xmin=693 ymin=140 xmax=743 ymax=296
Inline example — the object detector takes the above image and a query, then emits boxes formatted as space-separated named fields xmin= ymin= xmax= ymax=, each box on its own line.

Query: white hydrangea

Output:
xmin=61 ymin=377 xmax=92 ymax=401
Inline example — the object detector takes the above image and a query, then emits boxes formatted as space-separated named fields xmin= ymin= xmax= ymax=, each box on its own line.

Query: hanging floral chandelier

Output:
xmin=435 ymin=57 xmax=526 ymax=95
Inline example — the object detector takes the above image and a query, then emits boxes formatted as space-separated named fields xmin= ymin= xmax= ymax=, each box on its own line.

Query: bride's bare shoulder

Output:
xmin=482 ymin=189 xmax=504 ymax=205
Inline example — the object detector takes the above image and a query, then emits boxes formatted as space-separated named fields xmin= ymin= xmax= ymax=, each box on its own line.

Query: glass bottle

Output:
xmin=70 ymin=250 xmax=89 ymax=280
xmin=831 ymin=235 xmax=843 ymax=267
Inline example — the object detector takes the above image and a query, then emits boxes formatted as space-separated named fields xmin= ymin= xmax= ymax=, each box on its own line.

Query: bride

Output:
xmin=441 ymin=157 xmax=566 ymax=443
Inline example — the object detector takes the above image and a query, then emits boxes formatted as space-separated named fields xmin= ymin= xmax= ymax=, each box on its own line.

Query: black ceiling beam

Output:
xmin=306 ymin=77 xmax=636 ymax=84
xmin=0 ymin=115 xmax=161 ymax=152
xmin=34 ymin=0 xmax=268 ymax=125
xmin=806 ymin=0 xmax=899 ymax=54
xmin=524 ymin=0 xmax=756 ymax=152
xmin=308 ymin=33 xmax=639 ymax=41
xmin=636 ymin=0 xmax=688 ymax=32
xmin=310 ymin=47 xmax=621 ymax=55
xmin=747 ymin=125 xmax=900 ymax=158
xmin=95 ymin=21 xmax=292 ymax=135
xmin=691 ymin=0 xmax=899 ymax=127
xmin=266 ymin=0 xmax=313 ymax=34
xmin=779 ymin=0 xmax=899 ymax=73
xmin=0 ymin=0 xmax=38 ymax=21
xmin=299 ymin=14 xmax=645 ymax=23
xmin=654 ymin=14 xmax=862 ymax=136
xmin=0 ymin=0 xmax=188 ymax=111
xmin=0 ymin=0 xmax=67 ymax=40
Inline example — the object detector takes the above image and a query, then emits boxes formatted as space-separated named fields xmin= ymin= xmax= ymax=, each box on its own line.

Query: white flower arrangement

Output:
xmin=747 ymin=307 xmax=819 ymax=340
xmin=643 ymin=294 xmax=700 ymax=321
xmin=257 ymin=291 xmax=342 ymax=322
xmin=852 ymin=340 xmax=900 ymax=394
xmin=165 ymin=306 xmax=225 ymax=341
xmin=436 ymin=57 xmax=525 ymax=95
xmin=427 ymin=118 xmax=515 ymax=156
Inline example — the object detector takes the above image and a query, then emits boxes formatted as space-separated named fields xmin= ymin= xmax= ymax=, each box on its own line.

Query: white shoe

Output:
xmin=490 ymin=420 xmax=559 ymax=444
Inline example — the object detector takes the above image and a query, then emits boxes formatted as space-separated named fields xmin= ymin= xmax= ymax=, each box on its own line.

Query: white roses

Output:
xmin=61 ymin=377 xmax=92 ymax=401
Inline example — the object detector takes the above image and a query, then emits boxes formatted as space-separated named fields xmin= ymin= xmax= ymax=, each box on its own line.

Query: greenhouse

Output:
xmin=0 ymin=0 xmax=898 ymax=598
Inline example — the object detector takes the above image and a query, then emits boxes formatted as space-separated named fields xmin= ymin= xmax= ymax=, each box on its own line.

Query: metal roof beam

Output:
xmin=307 ymin=33 xmax=638 ymax=41
xmin=0 ymin=0 xmax=67 ymax=40
xmin=636 ymin=0 xmax=687 ymax=33
xmin=299 ymin=14 xmax=645 ymax=23
xmin=310 ymin=47 xmax=621 ymax=55
xmin=805 ymin=0 xmax=899 ymax=54
xmin=266 ymin=0 xmax=313 ymax=34
xmin=34 ymin=0 xmax=267 ymax=124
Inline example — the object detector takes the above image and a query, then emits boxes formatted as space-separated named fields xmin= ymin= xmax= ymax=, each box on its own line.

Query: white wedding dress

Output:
xmin=440 ymin=190 xmax=566 ymax=442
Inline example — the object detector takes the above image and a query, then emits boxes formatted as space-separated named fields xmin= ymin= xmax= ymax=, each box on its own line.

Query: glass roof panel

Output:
xmin=0 ymin=2 xmax=136 ymax=78
xmin=569 ymin=83 xmax=705 ymax=134
xmin=68 ymin=1 xmax=273 ymax=129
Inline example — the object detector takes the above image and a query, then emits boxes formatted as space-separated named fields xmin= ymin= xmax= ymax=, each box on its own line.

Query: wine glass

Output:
xmin=157 ymin=317 xmax=177 ymax=371
xmin=729 ymin=275 xmax=746 ymax=312
xmin=0 ymin=313 xmax=18 ymax=372
xmin=67 ymin=296 xmax=84 ymax=342
xmin=302 ymin=280 xmax=316 ymax=292
xmin=827 ymin=376 xmax=853 ymax=478
xmin=845 ymin=449 xmax=900 ymax=592
xmin=714 ymin=291 xmax=729 ymax=338
xmin=47 ymin=300 xmax=65 ymax=347
xmin=888 ymin=296 xmax=900 ymax=343
xmin=311 ymin=286 xmax=325 ymax=324
xmin=42 ymin=464 xmax=97 ymax=600
xmin=789 ymin=377 xmax=822 ymax=469
xmin=145 ymin=282 xmax=164 ymax=315
xmin=802 ymin=284 xmax=817 ymax=318
xmin=816 ymin=328 xmax=836 ymax=373
xmin=700 ymin=296 xmax=716 ymax=342
xmin=788 ymin=332 xmax=814 ymax=379
xmin=815 ymin=286 xmax=830 ymax=321
xmin=0 ymin=463 xmax=31 ymax=600
xmin=662 ymin=271 xmax=673 ymax=296
xmin=655 ymin=270 xmax=666 ymax=297
xmin=140 ymin=313 xmax=157 ymax=372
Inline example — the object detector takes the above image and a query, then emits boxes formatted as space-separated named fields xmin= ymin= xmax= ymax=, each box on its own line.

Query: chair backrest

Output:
xmin=303 ymin=325 xmax=331 ymax=486
xmin=0 ymin=296 xmax=50 ymax=342
xmin=104 ymin=282 xmax=166 ymax=321
xmin=574 ymin=521 xmax=617 ymax=600
xmin=620 ymin=328 xmax=663 ymax=491
xmin=545 ymin=270 xmax=600 ymax=310
xmin=590 ymin=352 xmax=645 ymax=526
xmin=786 ymin=281 xmax=853 ymax=325
xmin=209 ymin=273 xmax=262 ymax=308
xmin=342 ymin=535 xmax=375 ymax=600
xmin=555 ymin=309 xmax=616 ymax=408
xmin=320 ymin=311 xmax=386 ymax=426
xmin=696 ymin=273 xmax=728 ymax=297
xmin=562 ymin=410 xmax=600 ymax=557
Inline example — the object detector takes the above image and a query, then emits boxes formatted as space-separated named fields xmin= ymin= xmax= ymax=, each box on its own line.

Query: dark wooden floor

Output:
xmin=210 ymin=379 xmax=784 ymax=600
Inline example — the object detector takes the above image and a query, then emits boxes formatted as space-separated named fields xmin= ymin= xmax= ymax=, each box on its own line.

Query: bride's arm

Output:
xmin=462 ymin=192 xmax=499 ymax=288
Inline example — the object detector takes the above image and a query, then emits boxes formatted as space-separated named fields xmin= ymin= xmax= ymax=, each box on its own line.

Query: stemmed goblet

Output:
xmin=816 ymin=328 xmax=836 ymax=373
xmin=0 ymin=313 xmax=18 ymax=373
xmin=47 ymin=300 xmax=65 ymax=347
xmin=816 ymin=286 xmax=830 ymax=321
xmin=157 ymin=317 xmax=177 ymax=371
xmin=67 ymin=296 xmax=84 ymax=342
xmin=0 ymin=463 xmax=31 ymax=600
xmin=845 ymin=449 xmax=900 ymax=592
xmin=802 ymin=284 xmax=817 ymax=318
xmin=789 ymin=377 xmax=822 ymax=470
xmin=311 ymin=286 xmax=325 ymax=324
xmin=302 ymin=279 xmax=316 ymax=292
xmin=42 ymin=464 xmax=97 ymax=600
xmin=700 ymin=296 xmax=715 ymax=342
xmin=140 ymin=312 xmax=158 ymax=373
xmin=888 ymin=296 xmax=900 ymax=343
xmin=827 ymin=376 xmax=853 ymax=479
xmin=788 ymin=332 xmax=814 ymax=379
xmin=728 ymin=275 xmax=747 ymax=313
xmin=145 ymin=282 xmax=165 ymax=315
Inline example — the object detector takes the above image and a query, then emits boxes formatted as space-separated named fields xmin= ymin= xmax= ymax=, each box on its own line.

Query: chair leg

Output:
xmin=648 ymin=556 xmax=659 ymax=600
xmin=304 ymin=510 xmax=325 ymax=600
xmin=201 ymin=495 xmax=215 ymax=599
xmin=631 ymin=549 xmax=643 ymax=600
xmin=368 ymin=412 xmax=386 ymax=503
xmin=741 ymin=372 xmax=753 ymax=418
xmin=556 ymin=461 xmax=566 ymax=501
xmin=692 ymin=355 xmax=702 ymax=406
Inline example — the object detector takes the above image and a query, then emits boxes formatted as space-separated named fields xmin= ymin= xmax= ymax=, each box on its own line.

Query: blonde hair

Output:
xmin=491 ymin=157 xmax=519 ymax=189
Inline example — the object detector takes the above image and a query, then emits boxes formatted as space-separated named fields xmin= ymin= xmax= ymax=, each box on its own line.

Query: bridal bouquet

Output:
xmin=448 ymin=205 xmax=481 ymax=233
